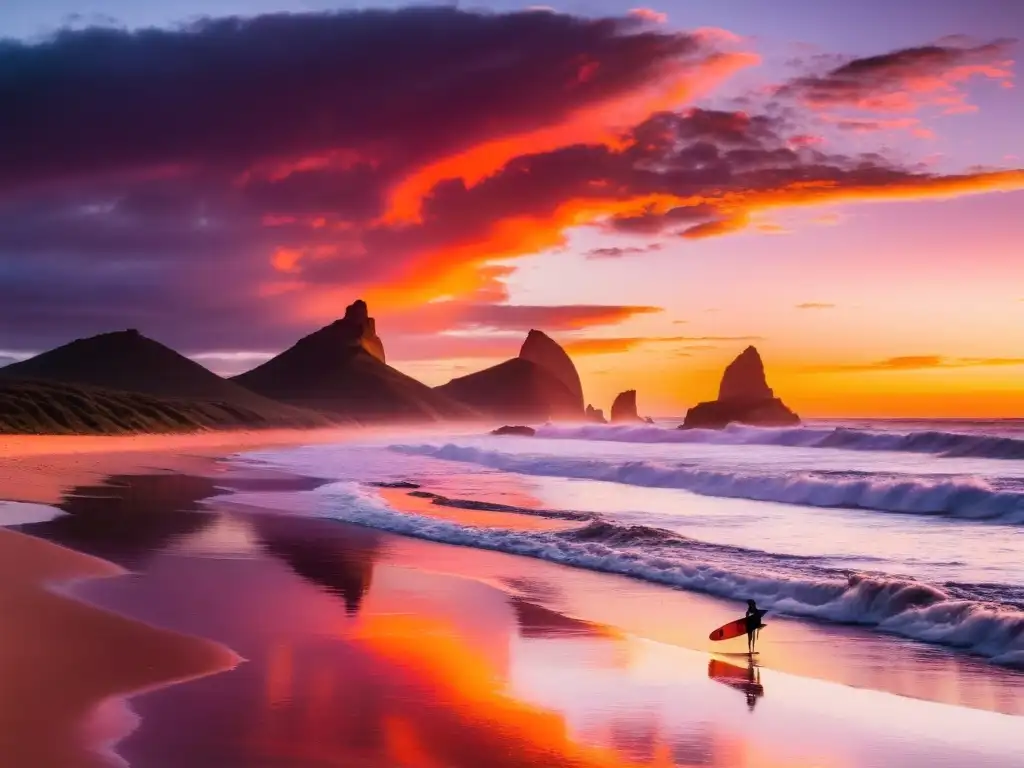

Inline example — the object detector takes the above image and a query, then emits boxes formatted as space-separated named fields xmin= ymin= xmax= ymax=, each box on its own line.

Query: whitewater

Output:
xmin=231 ymin=418 xmax=1024 ymax=669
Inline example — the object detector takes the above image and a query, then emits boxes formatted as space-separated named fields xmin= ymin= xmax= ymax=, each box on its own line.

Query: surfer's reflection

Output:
xmin=707 ymin=657 xmax=765 ymax=712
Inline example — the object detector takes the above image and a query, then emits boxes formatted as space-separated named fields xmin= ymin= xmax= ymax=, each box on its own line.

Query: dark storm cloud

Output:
xmin=0 ymin=7 xmax=701 ymax=189
xmin=0 ymin=7 xmax=719 ymax=352
xmin=0 ymin=10 xmax=1020 ymax=359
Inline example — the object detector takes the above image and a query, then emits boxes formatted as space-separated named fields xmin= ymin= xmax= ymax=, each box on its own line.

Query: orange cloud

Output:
xmin=812 ymin=355 xmax=1024 ymax=372
xmin=796 ymin=302 xmax=835 ymax=310
xmin=755 ymin=222 xmax=790 ymax=234
xmin=696 ymin=169 xmax=1024 ymax=237
xmin=381 ymin=50 xmax=757 ymax=225
xmin=681 ymin=212 xmax=751 ymax=239
xmin=367 ymin=193 xmax=698 ymax=307
xmin=343 ymin=166 xmax=1024 ymax=314
xmin=561 ymin=335 xmax=761 ymax=356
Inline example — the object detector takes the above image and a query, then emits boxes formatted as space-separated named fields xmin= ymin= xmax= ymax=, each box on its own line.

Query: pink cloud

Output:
xmin=628 ymin=8 xmax=668 ymax=24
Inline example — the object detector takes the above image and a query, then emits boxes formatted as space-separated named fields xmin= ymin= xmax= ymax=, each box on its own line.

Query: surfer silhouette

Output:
xmin=745 ymin=599 xmax=762 ymax=654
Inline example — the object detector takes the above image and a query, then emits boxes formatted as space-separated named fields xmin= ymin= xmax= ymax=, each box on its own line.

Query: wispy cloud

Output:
xmin=562 ymin=335 xmax=761 ymax=355
xmin=585 ymin=243 xmax=664 ymax=259
xmin=795 ymin=302 xmax=836 ymax=310
xmin=812 ymin=355 xmax=1024 ymax=372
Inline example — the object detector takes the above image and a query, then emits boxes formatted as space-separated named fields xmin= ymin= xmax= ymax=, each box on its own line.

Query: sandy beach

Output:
xmin=0 ymin=527 xmax=237 ymax=767
xmin=1 ymin=431 xmax=1023 ymax=767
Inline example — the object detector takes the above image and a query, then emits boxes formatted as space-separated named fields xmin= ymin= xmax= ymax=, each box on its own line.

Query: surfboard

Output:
xmin=709 ymin=610 xmax=766 ymax=641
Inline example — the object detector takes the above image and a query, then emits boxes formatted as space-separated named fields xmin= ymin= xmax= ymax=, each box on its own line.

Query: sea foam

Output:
xmin=305 ymin=480 xmax=1024 ymax=668
xmin=390 ymin=443 xmax=1024 ymax=523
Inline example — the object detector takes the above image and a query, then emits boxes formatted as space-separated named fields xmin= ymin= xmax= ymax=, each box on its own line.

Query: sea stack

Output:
xmin=436 ymin=330 xmax=584 ymax=422
xmin=610 ymin=390 xmax=643 ymax=423
xmin=585 ymin=404 xmax=607 ymax=423
xmin=681 ymin=346 xmax=799 ymax=429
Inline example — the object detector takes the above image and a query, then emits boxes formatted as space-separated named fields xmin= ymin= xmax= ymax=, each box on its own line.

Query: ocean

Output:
xmin=230 ymin=418 xmax=1024 ymax=669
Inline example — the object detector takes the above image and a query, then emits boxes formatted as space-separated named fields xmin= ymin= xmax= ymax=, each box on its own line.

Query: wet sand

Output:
xmin=363 ymin=479 xmax=1024 ymax=717
xmin=2 ymin=433 xmax=1024 ymax=767
xmin=64 ymin=507 xmax=1024 ymax=768
xmin=0 ymin=428 xmax=353 ymax=505
xmin=0 ymin=528 xmax=236 ymax=767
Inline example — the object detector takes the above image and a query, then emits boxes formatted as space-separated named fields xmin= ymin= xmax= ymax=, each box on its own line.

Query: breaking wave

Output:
xmin=390 ymin=443 xmax=1024 ymax=523
xmin=310 ymin=480 xmax=1024 ymax=668
xmin=535 ymin=423 xmax=1024 ymax=460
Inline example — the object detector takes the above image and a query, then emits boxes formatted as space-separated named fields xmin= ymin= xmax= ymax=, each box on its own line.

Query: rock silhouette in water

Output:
xmin=718 ymin=345 xmax=774 ymax=402
xmin=491 ymin=425 xmax=536 ymax=436
xmin=518 ymin=330 xmax=585 ymax=413
xmin=681 ymin=346 xmax=799 ymax=429
xmin=585 ymin=404 xmax=607 ymax=423
xmin=610 ymin=390 xmax=644 ymax=423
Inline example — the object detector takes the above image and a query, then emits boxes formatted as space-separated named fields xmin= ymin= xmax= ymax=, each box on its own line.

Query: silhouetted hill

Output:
xmin=0 ymin=378 xmax=331 ymax=434
xmin=519 ymin=330 xmax=585 ymax=413
xmin=3 ymin=329 xmax=279 ymax=406
xmin=435 ymin=357 xmax=580 ymax=422
xmin=232 ymin=300 xmax=476 ymax=422
xmin=0 ymin=328 xmax=331 ymax=429
xmin=435 ymin=330 xmax=585 ymax=422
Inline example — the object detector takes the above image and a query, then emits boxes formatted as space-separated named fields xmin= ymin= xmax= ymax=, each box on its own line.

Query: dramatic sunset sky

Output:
xmin=2 ymin=0 xmax=1022 ymax=417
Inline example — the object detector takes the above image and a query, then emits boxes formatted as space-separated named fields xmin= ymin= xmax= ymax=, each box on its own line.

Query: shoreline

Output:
xmin=1 ymin=429 xmax=1023 ymax=766
xmin=0 ymin=527 xmax=238 ymax=767
xmin=65 ymin=500 xmax=1024 ymax=768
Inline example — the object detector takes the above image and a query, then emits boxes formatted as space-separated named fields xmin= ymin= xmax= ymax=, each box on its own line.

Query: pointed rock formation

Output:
xmin=610 ymin=390 xmax=644 ymax=423
xmin=681 ymin=346 xmax=799 ymax=429
xmin=518 ymin=330 xmax=585 ymax=413
xmin=233 ymin=299 xmax=475 ymax=422
xmin=333 ymin=298 xmax=386 ymax=362
xmin=436 ymin=358 xmax=579 ymax=422
xmin=585 ymin=404 xmax=607 ymax=423
xmin=436 ymin=330 xmax=585 ymax=422
xmin=718 ymin=345 xmax=773 ymax=402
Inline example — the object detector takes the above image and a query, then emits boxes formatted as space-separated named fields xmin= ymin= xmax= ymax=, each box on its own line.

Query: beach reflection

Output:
xmin=252 ymin=512 xmax=383 ymax=615
xmin=17 ymin=473 xmax=219 ymax=568
xmin=708 ymin=657 xmax=765 ymax=712
xmin=59 ymin=509 xmax=1024 ymax=768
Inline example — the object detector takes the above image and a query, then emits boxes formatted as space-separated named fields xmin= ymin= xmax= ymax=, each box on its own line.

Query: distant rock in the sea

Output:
xmin=718 ymin=345 xmax=774 ymax=402
xmin=491 ymin=425 xmax=536 ymax=436
xmin=610 ymin=390 xmax=644 ymax=423
xmin=681 ymin=346 xmax=800 ymax=430
xmin=436 ymin=331 xmax=584 ymax=422
xmin=519 ymin=330 xmax=585 ymax=413
xmin=585 ymin=404 xmax=607 ymax=423
xmin=233 ymin=299 xmax=475 ymax=423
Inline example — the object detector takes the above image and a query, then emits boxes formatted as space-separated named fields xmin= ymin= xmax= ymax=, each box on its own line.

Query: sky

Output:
xmin=1 ymin=0 xmax=1022 ymax=417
